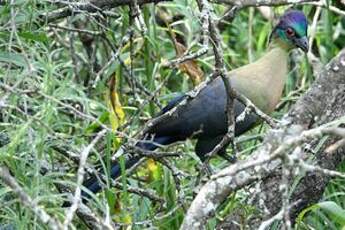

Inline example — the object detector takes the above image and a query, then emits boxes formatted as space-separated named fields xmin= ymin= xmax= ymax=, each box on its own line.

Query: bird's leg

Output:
xmin=218 ymin=151 xmax=237 ymax=164
xmin=202 ymin=162 xmax=214 ymax=176
xmin=194 ymin=157 xmax=213 ymax=196
xmin=217 ymin=144 xmax=237 ymax=164
xmin=197 ymin=154 xmax=214 ymax=176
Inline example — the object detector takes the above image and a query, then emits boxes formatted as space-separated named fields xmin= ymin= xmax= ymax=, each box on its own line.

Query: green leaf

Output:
xmin=18 ymin=32 xmax=49 ymax=43
xmin=318 ymin=201 xmax=345 ymax=225
xmin=297 ymin=201 xmax=345 ymax=227
xmin=0 ymin=32 xmax=10 ymax=40
xmin=105 ymin=189 xmax=117 ymax=215
xmin=5 ymin=121 xmax=31 ymax=158
xmin=0 ymin=52 xmax=27 ymax=68
xmin=85 ymin=111 xmax=109 ymax=134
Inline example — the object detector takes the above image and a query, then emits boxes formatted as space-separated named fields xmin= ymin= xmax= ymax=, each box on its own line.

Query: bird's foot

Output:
xmin=219 ymin=152 xmax=237 ymax=163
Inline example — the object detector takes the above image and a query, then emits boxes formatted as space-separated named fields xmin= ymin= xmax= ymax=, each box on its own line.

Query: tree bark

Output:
xmin=248 ymin=48 xmax=345 ymax=227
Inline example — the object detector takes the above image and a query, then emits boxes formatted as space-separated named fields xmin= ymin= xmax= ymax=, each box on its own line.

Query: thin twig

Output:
xmin=63 ymin=129 xmax=106 ymax=229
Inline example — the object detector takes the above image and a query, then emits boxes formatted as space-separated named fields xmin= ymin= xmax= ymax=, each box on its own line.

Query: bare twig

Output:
xmin=214 ymin=0 xmax=317 ymax=7
xmin=258 ymin=201 xmax=301 ymax=230
xmin=40 ymin=0 xmax=173 ymax=22
xmin=48 ymin=24 xmax=102 ymax=36
xmin=303 ymin=1 xmax=345 ymax=17
xmin=93 ymin=31 xmax=132 ymax=88
xmin=63 ymin=129 xmax=106 ymax=229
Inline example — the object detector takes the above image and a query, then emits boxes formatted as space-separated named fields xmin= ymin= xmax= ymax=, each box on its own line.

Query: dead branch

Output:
xmin=40 ymin=0 xmax=173 ymax=23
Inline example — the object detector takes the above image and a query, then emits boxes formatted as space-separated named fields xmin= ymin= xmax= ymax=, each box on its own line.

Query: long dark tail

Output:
xmin=80 ymin=136 xmax=176 ymax=201
xmin=82 ymin=156 xmax=141 ymax=196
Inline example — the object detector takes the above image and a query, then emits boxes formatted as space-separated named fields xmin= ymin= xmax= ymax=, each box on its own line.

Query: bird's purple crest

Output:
xmin=270 ymin=10 xmax=308 ymax=52
xmin=278 ymin=10 xmax=307 ymax=36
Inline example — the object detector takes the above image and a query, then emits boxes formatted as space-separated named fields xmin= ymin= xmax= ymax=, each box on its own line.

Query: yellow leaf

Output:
xmin=146 ymin=158 xmax=161 ymax=181
xmin=112 ymin=198 xmax=132 ymax=227
xmin=147 ymin=158 xmax=158 ymax=172
xmin=106 ymin=75 xmax=125 ymax=148
xmin=122 ymin=214 xmax=132 ymax=225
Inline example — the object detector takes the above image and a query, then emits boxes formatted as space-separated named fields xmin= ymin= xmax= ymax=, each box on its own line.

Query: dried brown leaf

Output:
xmin=174 ymin=40 xmax=204 ymax=86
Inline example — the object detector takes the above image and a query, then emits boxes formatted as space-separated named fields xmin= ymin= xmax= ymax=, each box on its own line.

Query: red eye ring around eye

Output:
xmin=286 ymin=28 xmax=295 ymax=36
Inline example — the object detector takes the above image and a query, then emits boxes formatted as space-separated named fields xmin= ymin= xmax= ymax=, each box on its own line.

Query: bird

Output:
xmin=81 ymin=10 xmax=308 ymax=200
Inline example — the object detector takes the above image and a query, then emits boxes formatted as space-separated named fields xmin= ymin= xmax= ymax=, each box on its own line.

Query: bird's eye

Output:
xmin=286 ymin=27 xmax=295 ymax=37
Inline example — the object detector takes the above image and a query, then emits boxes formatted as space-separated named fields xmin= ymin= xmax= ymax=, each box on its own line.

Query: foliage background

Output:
xmin=0 ymin=0 xmax=345 ymax=229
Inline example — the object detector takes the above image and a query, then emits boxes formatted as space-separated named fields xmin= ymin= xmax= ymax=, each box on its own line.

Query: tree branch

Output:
xmin=213 ymin=0 xmax=317 ymax=7
xmin=40 ymin=0 xmax=173 ymax=23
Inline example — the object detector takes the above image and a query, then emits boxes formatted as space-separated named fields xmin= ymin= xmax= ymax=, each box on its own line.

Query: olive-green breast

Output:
xmin=229 ymin=47 xmax=289 ymax=114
